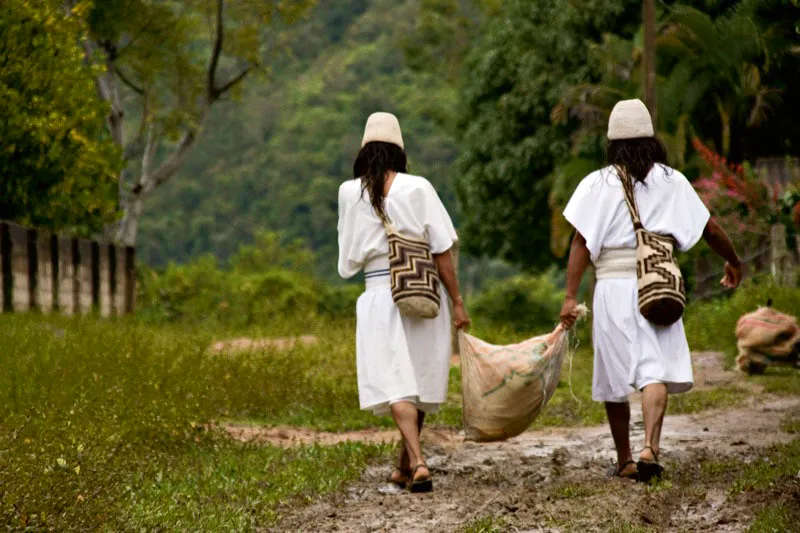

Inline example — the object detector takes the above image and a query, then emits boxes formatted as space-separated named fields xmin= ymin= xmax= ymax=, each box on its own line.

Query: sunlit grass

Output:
xmin=0 ymin=314 xmax=389 ymax=529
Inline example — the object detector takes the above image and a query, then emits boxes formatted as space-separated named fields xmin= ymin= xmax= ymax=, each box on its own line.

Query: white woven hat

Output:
xmin=361 ymin=112 xmax=404 ymax=149
xmin=607 ymin=99 xmax=654 ymax=140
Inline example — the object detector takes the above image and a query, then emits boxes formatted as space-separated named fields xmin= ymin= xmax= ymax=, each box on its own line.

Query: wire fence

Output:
xmin=692 ymin=225 xmax=798 ymax=301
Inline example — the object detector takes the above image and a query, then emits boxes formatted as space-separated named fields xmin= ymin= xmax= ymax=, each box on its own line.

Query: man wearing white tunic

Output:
xmin=338 ymin=112 xmax=470 ymax=492
xmin=560 ymin=99 xmax=742 ymax=481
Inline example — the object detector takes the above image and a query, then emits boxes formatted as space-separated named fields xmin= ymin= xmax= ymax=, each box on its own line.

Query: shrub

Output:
xmin=469 ymin=270 xmax=565 ymax=335
xmin=137 ymin=231 xmax=358 ymax=329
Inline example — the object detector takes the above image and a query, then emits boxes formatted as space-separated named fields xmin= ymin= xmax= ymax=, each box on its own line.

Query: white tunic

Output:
xmin=338 ymin=173 xmax=458 ymax=415
xmin=563 ymin=165 xmax=710 ymax=402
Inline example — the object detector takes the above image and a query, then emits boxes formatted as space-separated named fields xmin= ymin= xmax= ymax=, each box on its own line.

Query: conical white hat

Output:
xmin=361 ymin=112 xmax=404 ymax=149
xmin=608 ymin=99 xmax=654 ymax=140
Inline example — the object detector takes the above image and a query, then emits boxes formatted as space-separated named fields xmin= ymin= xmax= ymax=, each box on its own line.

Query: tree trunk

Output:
xmin=117 ymin=194 xmax=144 ymax=247
xmin=643 ymin=0 xmax=657 ymax=118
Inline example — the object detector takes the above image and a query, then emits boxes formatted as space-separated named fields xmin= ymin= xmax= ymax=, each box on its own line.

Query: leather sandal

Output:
xmin=387 ymin=467 xmax=409 ymax=487
xmin=637 ymin=445 xmax=664 ymax=482
xmin=607 ymin=460 xmax=639 ymax=480
xmin=408 ymin=463 xmax=433 ymax=493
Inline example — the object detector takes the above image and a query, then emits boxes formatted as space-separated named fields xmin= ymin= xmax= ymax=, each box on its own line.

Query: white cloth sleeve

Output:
xmin=417 ymin=180 xmax=458 ymax=254
xmin=563 ymin=176 xmax=611 ymax=262
xmin=671 ymin=174 xmax=711 ymax=252
xmin=337 ymin=183 xmax=361 ymax=279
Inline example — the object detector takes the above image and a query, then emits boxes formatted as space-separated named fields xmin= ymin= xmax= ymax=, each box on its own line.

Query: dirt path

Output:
xmin=264 ymin=395 xmax=798 ymax=533
xmin=229 ymin=353 xmax=799 ymax=532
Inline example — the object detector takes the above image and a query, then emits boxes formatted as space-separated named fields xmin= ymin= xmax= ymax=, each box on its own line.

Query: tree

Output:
xmin=658 ymin=2 xmax=780 ymax=159
xmin=133 ymin=0 xmax=464 ymax=280
xmin=455 ymin=0 xmax=640 ymax=270
xmin=0 ymin=0 xmax=122 ymax=233
xmin=74 ymin=0 xmax=316 ymax=245
xmin=502 ymin=1 xmax=800 ymax=259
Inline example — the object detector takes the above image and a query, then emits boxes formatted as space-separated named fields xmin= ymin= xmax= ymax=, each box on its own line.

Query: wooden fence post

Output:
xmin=35 ymin=232 xmax=56 ymax=312
xmin=9 ymin=223 xmax=31 ymax=312
xmin=124 ymin=246 xmax=135 ymax=314
xmin=77 ymin=239 xmax=93 ymax=314
xmin=113 ymin=245 xmax=127 ymax=316
xmin=1 ymin=223 xmax=10 ymax=312
xmin=99 ymin=244 xmax=112 ymax=317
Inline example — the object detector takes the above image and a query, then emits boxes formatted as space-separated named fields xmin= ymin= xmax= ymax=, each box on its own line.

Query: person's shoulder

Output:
xmin=392 ymin=173 xmax=437 ymax=200
xmin=338 ymin=179 xmax=361 ymax=201
xmin=396 ymin=173 xmax=432 ymax=190
xmin=575 ymin=167 xmax=615 ymax=193
xmin=650 ymin=165 xmax=690 ymax=187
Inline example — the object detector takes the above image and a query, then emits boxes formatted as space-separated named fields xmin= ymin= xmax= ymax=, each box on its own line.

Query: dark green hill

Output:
xmin=137 ymin=0 xmax=459 ymax=282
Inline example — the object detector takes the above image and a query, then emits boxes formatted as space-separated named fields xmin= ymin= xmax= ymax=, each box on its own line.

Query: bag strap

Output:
xmin=379 ymin=213 xmax=398 ymax=235
xmin=617 ymin=166 xmax=644 ymax=231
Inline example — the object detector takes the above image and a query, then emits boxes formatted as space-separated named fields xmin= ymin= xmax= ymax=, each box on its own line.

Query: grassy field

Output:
xmin=0 ymin=315 xmax=392 ymax=529
xmin=1 ymin=278 xmax=797 ymax=529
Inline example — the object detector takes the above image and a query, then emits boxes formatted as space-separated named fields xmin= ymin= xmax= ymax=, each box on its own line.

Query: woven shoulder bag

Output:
xmin=381 ymin=218 xmax=441 ymax=319
xmin=619 ymin=170 xmax=686 ymax=326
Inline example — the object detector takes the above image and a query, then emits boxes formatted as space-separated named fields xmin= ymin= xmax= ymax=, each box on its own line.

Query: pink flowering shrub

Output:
xmin=691 ymin=138 xmax=776 ymax=240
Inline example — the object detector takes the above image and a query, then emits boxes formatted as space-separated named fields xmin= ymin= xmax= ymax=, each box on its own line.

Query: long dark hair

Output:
xmin=353 ymin=141 xmax=408 ymax=220
xmin=607 ymin=137 xmax=668 ymax=185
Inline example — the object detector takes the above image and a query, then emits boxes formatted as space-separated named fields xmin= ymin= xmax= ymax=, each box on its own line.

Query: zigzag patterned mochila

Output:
xmin=383 ymin=224 xmax=441 ymax=319
xmin=621 ymin=171 xmax=686 ymax=326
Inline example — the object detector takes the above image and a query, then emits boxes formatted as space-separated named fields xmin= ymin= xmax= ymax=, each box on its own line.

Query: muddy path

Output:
xmin=232 ymin=353 xmax=799 ymax=532
xmin=266 ymin=396 xmax=798 ymax=532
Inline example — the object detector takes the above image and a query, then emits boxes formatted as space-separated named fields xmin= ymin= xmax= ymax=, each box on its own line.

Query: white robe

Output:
xmin=338 ymin=173 xmax=458 ymax=415
xmin=563 ymin=165 xmax=710 ymax=402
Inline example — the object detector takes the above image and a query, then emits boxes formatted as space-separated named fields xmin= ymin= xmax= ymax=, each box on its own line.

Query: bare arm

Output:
xmin=434 ymin=249 xmax=471 ymax=329
xmin=702 ymin=218 xmax=742 ymax=288
xmin=560 ymin=232 xmax=591 ymax=328
xmin=702 ymin=218 xmax=740 ymax=265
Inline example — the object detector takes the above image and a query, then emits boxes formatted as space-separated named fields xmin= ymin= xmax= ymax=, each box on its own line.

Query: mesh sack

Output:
xmin=459 ymin=305 xmax=587 ymax=442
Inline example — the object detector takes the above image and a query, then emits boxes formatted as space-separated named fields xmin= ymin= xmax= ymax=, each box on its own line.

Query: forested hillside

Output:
xmin=137 ymin=0 xmax=460 ymax=280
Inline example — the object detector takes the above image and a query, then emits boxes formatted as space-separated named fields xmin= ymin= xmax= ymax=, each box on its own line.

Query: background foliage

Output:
xmin=0 ymin=0 xmax=121 ymax=234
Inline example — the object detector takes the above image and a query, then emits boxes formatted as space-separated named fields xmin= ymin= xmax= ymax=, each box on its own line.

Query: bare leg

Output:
xmin=397 ymin=411 xmax=425 ymax=473
xmin=390 ymin=402 xmax=429 ymax=480
xmin=640 ymin=383 xmax=668 ymax=461
xmin=605 ymin=401 xmax=635 ymax=475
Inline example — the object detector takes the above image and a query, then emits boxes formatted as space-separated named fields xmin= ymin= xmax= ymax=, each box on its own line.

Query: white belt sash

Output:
xmin=595 ymin=248 xmax=637 ymax=279
xmin=364 ymin=255 xmax=391 ymax=290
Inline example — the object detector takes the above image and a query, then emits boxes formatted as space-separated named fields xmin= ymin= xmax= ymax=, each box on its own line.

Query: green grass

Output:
xmin=751 ymin=367 xmax=800 ymax=395
xmin=460 ymin=515 xmax=507 ymax=533
xmin=730 ymin=438 xmax=800 ymax=495
xmin=0 ymin=314 xmax=391 ymax=529
xmin=551 ymin=482 xmax=600 ymax=499
xmin=684 ymin=278 xmax=800 ymax=367
xmin=125 ymin=440 xmax=390 ymax=530
xmin=780 ymin=413 xmax=800 ymax=434
xmin=608 ymin=524 xmax=656 ymax=533
xmin=694 ymin=439 xmax=800 ymax=533
xmin=668 ymin=386 xmax=750 ymax=415
xmin=747 ymin=503 xmax=800 ymax=533
xmin=3 ymin=279 xmax=796 ymax=529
